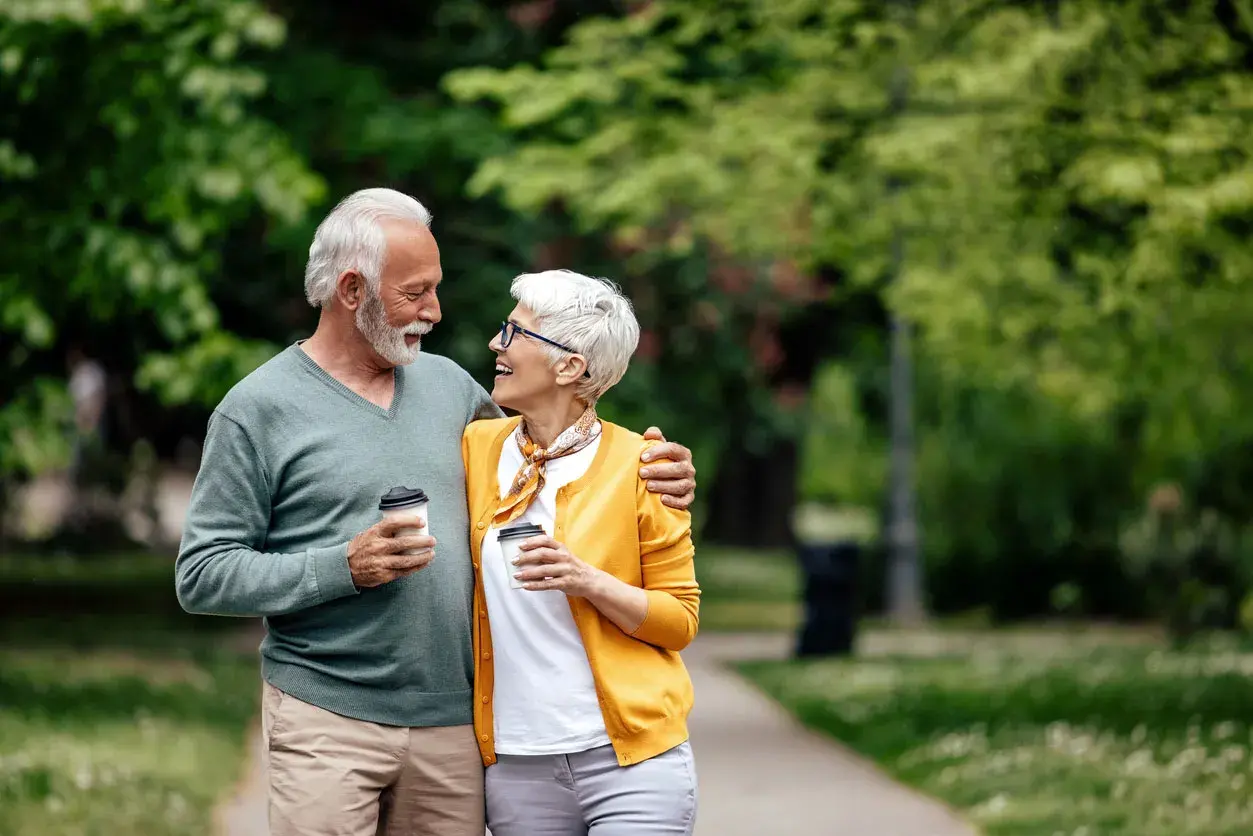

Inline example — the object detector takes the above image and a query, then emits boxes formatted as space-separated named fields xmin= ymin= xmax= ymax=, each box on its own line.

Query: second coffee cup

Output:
xmin=497 ymin=522 xmax=546 ymax=590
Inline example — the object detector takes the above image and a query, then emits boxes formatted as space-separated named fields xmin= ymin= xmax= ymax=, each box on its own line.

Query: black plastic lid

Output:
xmin=378 ymin=486 xmax=428 ymax=511
xmin=497 ymin=522 xmax=545 ymax=540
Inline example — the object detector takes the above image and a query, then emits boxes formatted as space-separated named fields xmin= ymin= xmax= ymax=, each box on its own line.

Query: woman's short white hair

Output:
xmin=304 ymin=188 xmax=432 ymax=308
xmin=512 ymin=269 xmax=640 ymax=404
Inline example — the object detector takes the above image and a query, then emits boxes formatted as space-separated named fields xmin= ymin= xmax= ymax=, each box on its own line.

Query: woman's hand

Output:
xmin=513 ymin=536 xmax=603 ymax=597
xmin=516 ymin=536 xmax=651 ymax=633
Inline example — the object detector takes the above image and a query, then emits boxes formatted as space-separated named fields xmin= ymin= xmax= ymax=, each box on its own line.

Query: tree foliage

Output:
xmin=446 ymin=1 xmax=1253 ymax=458
xmin=1 ymin=0 xmax=323 ymax=478
xmin=447 ymin=0 xmax=1253 ymax=615
xmin=8 ymin=0 xmax=1253 ymax=621
xmin=887 ymin=2 xmax=1253 ymax=464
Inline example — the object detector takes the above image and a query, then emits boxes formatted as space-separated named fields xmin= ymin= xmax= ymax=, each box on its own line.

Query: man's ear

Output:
xmin=336 ymin=270 xmax=365 ymax=311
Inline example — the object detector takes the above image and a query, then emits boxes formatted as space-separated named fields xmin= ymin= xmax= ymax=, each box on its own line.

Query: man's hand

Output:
xmin=640 ymin=426 xmax=697 ymax=511
xmin=347 ymin=515 xmax=436 ymax=589
xmin=512 ymin=536 xmax=602 ymax=596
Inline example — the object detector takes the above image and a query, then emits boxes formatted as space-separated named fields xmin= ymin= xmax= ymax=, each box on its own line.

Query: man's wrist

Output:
xmin=311 ymin=542 xmax=359 ymax=602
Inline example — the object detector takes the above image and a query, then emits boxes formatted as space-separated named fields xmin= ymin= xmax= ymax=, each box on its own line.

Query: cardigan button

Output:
xmin=482 ymin=652 xmax=491 ymax=660
xmin=480 ymin=734 xmax=489 ymax=742
xmin=477 ymin=522 xmax=485 ymax=530
xmin=482 ymin=695 xmax=489 ymax=703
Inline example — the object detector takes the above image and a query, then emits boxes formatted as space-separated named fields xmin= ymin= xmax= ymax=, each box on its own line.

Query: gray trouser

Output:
xmin=485 ymin=742 xmax=697 ymax=836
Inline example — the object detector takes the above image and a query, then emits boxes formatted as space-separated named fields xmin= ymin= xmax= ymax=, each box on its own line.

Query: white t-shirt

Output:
xmin=481 ymin=427 xmax=610 ymax=756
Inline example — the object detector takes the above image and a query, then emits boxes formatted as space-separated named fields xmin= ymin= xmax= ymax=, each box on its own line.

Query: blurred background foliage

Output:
xmin=5 ymin=0 xmax=1253 ymax=637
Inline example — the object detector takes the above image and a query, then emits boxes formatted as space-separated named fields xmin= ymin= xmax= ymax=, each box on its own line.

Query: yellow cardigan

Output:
xmin=461 ymin=416 xmax=700 ymax=768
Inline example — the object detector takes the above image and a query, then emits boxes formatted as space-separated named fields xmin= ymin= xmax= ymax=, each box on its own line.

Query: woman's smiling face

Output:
xmin=489 ymin=304 xmax=568 ymax=412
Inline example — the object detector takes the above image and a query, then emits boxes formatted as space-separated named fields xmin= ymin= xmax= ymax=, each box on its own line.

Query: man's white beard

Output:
xmin=356 ymin=290 xmax=432 ymax=366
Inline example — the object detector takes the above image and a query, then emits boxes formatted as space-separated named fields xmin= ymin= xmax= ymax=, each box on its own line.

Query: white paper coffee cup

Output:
xmin=378 ymin=486 xmax=430 ymax=555
xmin=497 ymin=522 xmax=545 ymax=589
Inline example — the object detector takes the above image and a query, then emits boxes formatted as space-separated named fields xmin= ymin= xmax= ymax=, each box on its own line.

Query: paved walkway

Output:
xmin=217 ymin=631 xmax=976 ymax=836
xmin=215 ymin=719 xmax=268 ymax=836
xmin=686 ymin=633 xmax=975 ymax=836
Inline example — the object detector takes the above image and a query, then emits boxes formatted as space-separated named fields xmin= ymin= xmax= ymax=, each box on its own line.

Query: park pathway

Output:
xmin=216 ymin=630 xmax=977 ymax=836
xmin=214 ymin=716 xmax=268 ymax=836
xmin=685 ymin=633 xmax=976 ymax=836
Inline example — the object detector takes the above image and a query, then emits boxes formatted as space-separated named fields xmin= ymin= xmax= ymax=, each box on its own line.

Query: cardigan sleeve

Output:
xmin=628 ymin=444 xmax=701 ymax=651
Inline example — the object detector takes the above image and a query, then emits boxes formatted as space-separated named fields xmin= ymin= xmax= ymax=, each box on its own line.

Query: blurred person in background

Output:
xmin=65 ymin=345 xmax=108 ymax=529
xmin=462 ymin=269 xmax=700 ymax=836
xmin=175 ymin=188 xmax=697 ymax=836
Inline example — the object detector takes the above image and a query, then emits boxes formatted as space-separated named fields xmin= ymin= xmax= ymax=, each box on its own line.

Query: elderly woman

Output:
xmin=461 ymin=269 xmax=700 ymax=835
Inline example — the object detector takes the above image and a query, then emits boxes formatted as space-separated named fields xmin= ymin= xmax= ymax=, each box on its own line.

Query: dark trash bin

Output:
xmin=794 ymin=541 xmax=860 ymax=657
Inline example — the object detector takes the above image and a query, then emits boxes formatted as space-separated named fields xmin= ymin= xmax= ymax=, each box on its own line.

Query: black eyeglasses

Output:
xmin=499 ymin=321 xmax=591 ymax=378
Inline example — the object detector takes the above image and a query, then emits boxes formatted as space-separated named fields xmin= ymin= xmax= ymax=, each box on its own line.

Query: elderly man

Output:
xmin=175 ymin=188 xmax=696 ymax=836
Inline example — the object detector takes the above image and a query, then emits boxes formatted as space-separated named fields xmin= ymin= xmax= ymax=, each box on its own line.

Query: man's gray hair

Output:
xmin=511 ymin=269 xmax=640 ymax=404
xmin=304 ymin=188 xmax=433 ymax=308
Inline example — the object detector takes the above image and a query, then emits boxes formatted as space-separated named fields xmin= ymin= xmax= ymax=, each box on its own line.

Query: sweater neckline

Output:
xmin=290 ymin=342 xmax=405 ymax=420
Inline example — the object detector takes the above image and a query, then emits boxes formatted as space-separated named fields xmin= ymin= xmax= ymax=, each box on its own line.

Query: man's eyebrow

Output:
xmin=401 ymin=276 xmax=442 ymax=292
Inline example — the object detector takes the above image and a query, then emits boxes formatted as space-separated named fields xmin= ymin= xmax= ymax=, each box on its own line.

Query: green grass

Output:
xmin=0 ymin=553 xmax=176 ymax=584
xmin=694 ymin=546 xmax=802 ymax=632
xmin=0 ymin=554 xmax=260 ymax=836
xmin=741 ymin=632 xmax=1253 ymax=836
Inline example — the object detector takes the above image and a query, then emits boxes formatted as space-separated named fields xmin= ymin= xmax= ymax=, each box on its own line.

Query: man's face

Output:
xmin=356 ymin=221 xmax=443 ymax=366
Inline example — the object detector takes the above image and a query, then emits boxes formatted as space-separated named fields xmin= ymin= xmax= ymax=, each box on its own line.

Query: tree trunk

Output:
xmin=705 ymin=425 xmax=800 ymax=548
xmin=886 ymin=312 xmax=925 ymax=623
xmin=703 ymin=272 xmax=847 ymax=549
xmin=884 ymin=7 xmax=926 ymax=624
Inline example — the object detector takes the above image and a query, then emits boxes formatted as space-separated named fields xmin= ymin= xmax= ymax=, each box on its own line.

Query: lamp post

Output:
xmin=884 ymin=6 xmax=925 ymax=625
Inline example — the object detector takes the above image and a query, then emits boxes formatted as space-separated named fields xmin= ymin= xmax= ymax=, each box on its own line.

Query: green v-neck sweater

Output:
xmin=176 ymin=344 xmax=501 ymax=727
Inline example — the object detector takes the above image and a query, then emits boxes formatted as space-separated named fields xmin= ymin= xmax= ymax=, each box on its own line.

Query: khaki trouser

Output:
xmin=263 ymin=682 xmax=485 ymax=836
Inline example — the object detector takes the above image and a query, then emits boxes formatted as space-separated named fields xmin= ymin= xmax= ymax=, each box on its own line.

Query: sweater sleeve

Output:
xmin=465 ymin=377 xmax=505 ymax=426
xmin=175 ymin=411 xmax=359 ymax=617
xmin=629 ymin=445 xmax=701 ymax=651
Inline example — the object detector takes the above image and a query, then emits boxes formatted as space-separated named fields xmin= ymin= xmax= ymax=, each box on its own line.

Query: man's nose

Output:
xmin=421 ymin=293 xmax=442 ymax=324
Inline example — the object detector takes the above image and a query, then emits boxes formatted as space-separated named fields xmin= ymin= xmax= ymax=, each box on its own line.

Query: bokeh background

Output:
xmin=5 ymin=2 xmax=1253 ymax=835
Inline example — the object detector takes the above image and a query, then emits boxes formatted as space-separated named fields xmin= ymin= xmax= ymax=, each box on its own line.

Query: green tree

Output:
xmin=0 ymin=0 xmax=323 ymax=495
xmin=882 ymin=2 xmax=1253 ymax=471
xmin=445 ymin=0 xmax=1253 ymax=611
xmin=446 ymin=0 xmax=898 ymax=545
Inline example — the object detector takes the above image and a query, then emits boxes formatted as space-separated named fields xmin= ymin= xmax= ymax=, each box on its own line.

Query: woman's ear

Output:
xmin=335 ymin=270 xmax=365 ymax=311
xmin=555 ymin=354 xmax=589 ymax=386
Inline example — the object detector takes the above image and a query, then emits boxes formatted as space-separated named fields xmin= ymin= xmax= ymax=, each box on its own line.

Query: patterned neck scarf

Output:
xmin=493 ymin=406 xmax=601 ymax=527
